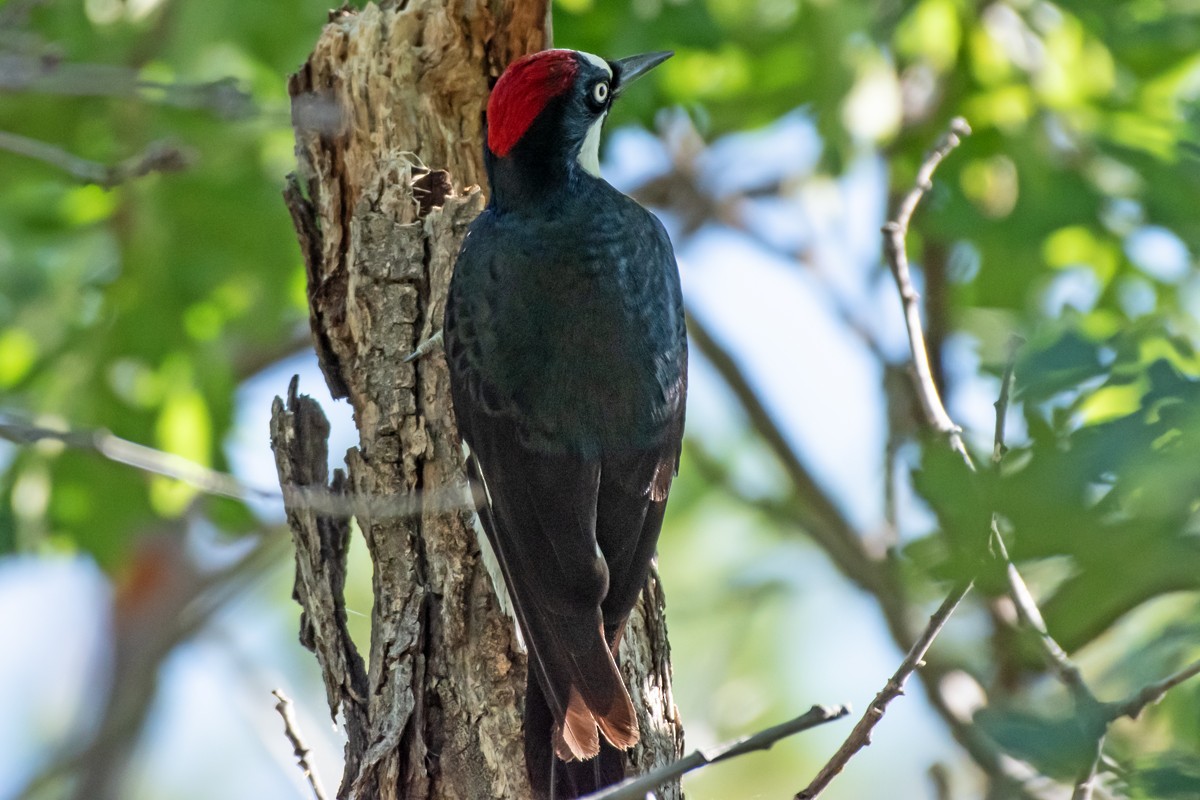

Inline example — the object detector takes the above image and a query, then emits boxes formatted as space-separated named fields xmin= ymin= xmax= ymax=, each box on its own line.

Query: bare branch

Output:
xmin=988 ymin=504 xmax=1200 ymax=800
xmin=686 ymin=118 xmax=1054 ymax=797
xmin=881 ymin=116 xmax=973 ymax=466
xmin=0 ymin=131 xmax=191 ymax=187
xmin=0 ymin=54 xmax=257 ymax=118
xmin=794 ymin=118 xmax=983 ymax=800
xmin=1108 ymin=659 xmax=1200 ymax=722
xmin=797 ymin=584 xmax=970 ymax=799
xmin=0 ymin=411 xmax=478 ymax=518
xmin=271 ymin=689 xmax=329 ymax=800
xmin=690 ymin=439 xmax=1046 ymax=796
xmin=1070 ymin=743 xmax=1105 ymax=800
xmin=993 ymin=531 xmax=1099 ymax=708
xmin=0 ymin=413 xmax=267 ymax=500
xmin=992 ymin=335 xmax=1024 ymax=466
xmin=1062 ymin=657 xmax=1200 ymax=800
xmin=586 ymin=705 xmax=850 ymax=800
xmin=648 ymin=115 xmax=1060 ymax=800
xmin=685 ymin=311 xmax=883 ymax=588
xmin=976 ymin=294 xmax=1190 ymax=800
xmin=984 ymin=342 xmax=1113 ymax=799
xmin=269 ymin=379 xmax=369 ymax=786
xmin=689 ymin=322 xmax=1046 ymax=797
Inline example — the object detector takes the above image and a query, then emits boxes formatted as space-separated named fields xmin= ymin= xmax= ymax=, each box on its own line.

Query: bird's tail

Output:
xmin=508 ymin=560 xmax=638 ymax=785
xmin=525 ymin=669 xmax=630 ymax=799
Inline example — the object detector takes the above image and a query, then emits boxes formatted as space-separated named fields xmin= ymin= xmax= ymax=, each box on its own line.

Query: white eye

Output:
xmin=591 ymin=81 xmax=610 ymax=106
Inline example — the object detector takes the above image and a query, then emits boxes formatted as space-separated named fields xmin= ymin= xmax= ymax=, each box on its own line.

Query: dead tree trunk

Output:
xmin=270 ymin=2 xmax=685 ymax=798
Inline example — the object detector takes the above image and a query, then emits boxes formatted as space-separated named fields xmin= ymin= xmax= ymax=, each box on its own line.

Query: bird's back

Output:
xmin=446 ymin=178 xmax=685 ymax=456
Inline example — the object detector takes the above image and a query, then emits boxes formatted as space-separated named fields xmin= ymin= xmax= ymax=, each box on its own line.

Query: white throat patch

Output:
xmin=576 ymin=52 xmax=612 ymax=178
xmin=578 ymin=112 xmax=607 ymax=177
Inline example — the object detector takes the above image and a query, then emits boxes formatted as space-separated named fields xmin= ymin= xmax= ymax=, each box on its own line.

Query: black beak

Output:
xmin=610 ymin=51 xmax=673 ymax=97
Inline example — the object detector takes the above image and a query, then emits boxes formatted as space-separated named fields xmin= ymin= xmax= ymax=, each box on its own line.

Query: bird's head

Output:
xmin=484 ymin=49 xmax=671 ymax=205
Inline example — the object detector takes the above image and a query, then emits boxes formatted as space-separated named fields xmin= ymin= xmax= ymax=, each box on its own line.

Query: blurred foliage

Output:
xmin=0 ymin=0 xmax=325 ymax=565
xmin=3 ymin=0 xmax=1200 ymax=797
xmin=570 ymin=2 xmax=1200 ymax=791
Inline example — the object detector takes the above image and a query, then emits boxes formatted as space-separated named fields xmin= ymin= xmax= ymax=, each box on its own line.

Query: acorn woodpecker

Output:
xmin=443 ymin=49 xmax=686 ymax=798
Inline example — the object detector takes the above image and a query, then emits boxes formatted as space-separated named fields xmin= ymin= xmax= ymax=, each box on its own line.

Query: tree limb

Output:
xmin=0 ymin=131 xmax=191 ymax=187
xmin=272 ymin=689 xmax=330 ymax=800
xmin=991 ymin=336 xmax=1024 ymax=466
xmin=983 ymin=337 xmax=1200 ymax=798
xmin=0 ymin=54 xmax=255 ymax=118
xmin=0 ymin=411 xmax=476 ymax=518
xmin=590 ymin=705 xmax=850 ymax=800
xmin=1108 ymin=659 xmax=1200 ymax=722
xmin=796 ymin=585 xmax=970 ymax=799
xmin=793 ymin=117 xmax=982 ymax=800
xmin=269 ymin=378 xmax=369 ymax=775
xmin=881 ymin=116 xmax=973 ymax=466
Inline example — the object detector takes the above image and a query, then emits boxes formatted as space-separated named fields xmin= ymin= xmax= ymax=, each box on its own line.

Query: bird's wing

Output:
xmin=443 ymin=205 xmax=685 ymax=763
xmin=595 ymin=368 xmax=685 ymax=643
xmin=595 ymin=275 xmax=687 ymax=641
xmin=455 ymin=403 xmax=638 ymax=760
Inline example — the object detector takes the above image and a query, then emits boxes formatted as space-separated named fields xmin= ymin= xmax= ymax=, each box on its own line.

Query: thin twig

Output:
xmin=1107 ymin=659 xmax=1200 ymax=721
xmin=992 ymin=335 xmax=1024 ymax=466
xmin=272 ymin=690 xmax=329 ymax=800
xmin=696 ymin=346 xmax=1041 ymax=791
xmin=0 ymin=413 xmax=478 ymax=518
xmin=881 ymin=116 xmax=973 ymax=466
xmin=991 ymin=531 xmax=1103 ymax=800
xmin=796 ymin=584 xmax=970 ymax=799
xmin=0 ymin=55 xmax=257 ymax=118
xmin=986 ymin=338 xmax=1109 ymax=796
xmin=585 ymin=705 xmax=850 ymax=800
xmin=987 ymin=347 xmax=1102 ymax=784
xmin=994 ymin=533 xmax=1097 ymax=703
xmin=989 ymin=515 xmax=1200 ymax=800
xmin=981 ymin=339 xmax=1200 ymax=800
xmin=796 ymin=118 xmax=978 ymax=800
xmin=0 ymin=131 xmax=191 ymax=187
xmin=692 ymin=315 xmax=1046 ymax=799
xmin=655 ymin=119 xmax=1043 ymax=793
xmin=0 ymin=415 xmax=268 ymax=499
xmin=986 ymin=341 xmax=1111 ymax=800
xmin=664 ymin=118 xmax=1050 ymax=800
xmin=1070 ymin=743 xmax=1105 ymax=800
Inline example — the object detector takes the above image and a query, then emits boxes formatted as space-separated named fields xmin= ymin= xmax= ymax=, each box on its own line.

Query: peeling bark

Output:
xmin=271 ymin=2 xmax=684 ymax=797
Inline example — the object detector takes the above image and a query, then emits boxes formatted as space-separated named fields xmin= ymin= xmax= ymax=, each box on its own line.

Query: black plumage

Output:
xmin=443 ymin=49 xmax=685 ymax=799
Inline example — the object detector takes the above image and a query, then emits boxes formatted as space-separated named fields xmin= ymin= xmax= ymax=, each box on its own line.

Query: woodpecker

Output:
xmin=443 ymin=49 xmax=686 ymax=798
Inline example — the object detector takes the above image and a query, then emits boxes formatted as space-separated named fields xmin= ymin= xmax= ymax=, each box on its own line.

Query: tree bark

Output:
xmin=271 ymin=2 xmax=685 ymax=798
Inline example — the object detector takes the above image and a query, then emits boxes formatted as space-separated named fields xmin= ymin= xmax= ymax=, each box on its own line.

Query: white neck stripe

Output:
xmin=577 ymin=112 xmax=606 ymax=177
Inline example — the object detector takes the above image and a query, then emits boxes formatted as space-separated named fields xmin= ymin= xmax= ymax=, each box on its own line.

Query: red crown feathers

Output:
xmin=487 ymin=50 xmax=580 ymax=157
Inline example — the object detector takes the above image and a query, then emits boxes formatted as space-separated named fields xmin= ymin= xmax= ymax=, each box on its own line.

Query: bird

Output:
xmin=443 ymin=48 xmax=687 ymax=799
